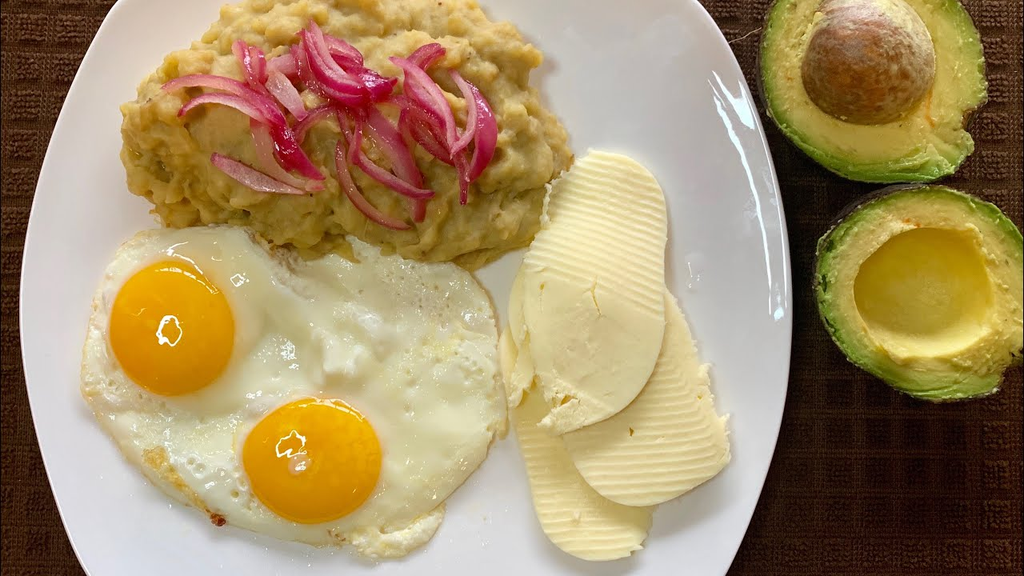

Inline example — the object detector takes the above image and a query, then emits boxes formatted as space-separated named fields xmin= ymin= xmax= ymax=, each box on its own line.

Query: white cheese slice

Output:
xmin=499 ymin=327 xmax=518 ymax=387
xmin=499 ymin=326 xmax=531 ymax=409
xmin=508 ymin=268 xmax=527 ymax=346
xmin=504 ymin=270 xmax=535 ymax=409
xmin=562 ymin=291 xmax=730 ymax=506
xmin=502 ymin=337 xmax=653 ymax=561
xmin=521 ymin=150 xmax=668 ymax=434
xmin=508 ymin=333 xmax=535 ymax=410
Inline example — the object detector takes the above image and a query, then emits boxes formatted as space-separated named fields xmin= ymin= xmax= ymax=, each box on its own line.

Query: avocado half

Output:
xmin=815 ymin=185 xmax=1023 ymax=400
xmin=760 ymin=0 xmax=988 ymax=183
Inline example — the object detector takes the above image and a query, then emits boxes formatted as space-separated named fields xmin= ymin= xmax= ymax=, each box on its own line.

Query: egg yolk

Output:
xmin=109 ymin=259 xmax=234 ymax=396
xmin=243 ymin=398 xmax=382 ymax=524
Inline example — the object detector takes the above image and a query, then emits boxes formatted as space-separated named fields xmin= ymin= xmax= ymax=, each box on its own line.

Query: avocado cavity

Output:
xmin=853 ymin=227 xmax=992 ymax=357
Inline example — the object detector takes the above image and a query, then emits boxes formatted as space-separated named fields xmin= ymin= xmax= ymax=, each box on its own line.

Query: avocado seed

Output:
xmin=801 ymin=0 xmax=936 ymax=125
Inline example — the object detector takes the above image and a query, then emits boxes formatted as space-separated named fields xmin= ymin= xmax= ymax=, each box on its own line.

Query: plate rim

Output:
xmin=19 ymin=0 xmax=792 ymax=573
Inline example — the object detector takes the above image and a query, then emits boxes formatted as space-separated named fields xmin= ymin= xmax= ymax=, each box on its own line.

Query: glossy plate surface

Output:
xmin=20 ymin=0 xmax=791 ymax=574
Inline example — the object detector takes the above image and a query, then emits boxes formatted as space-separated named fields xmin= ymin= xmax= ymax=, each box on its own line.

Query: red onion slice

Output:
xmin=350 ymin=153 xmax=433 ymax=199
xmin=169 ymin=75 xmax=320 ymax=180
xmin=293 ymin=104 xmax=339 ymax=144
xmin=347 ymin=116 xmax=434 ymax=200
xmin=166 ymin=75 xmax=288 ymax=127
xmin=233 ymin=41 xmax=269 ymax=94
xmin=407 ymin=43 xmax=445 ymax=70
xmin=391 ymin=94 xmax=446 ymax=136
xmin=211 ymin=153 xmax=305 ymax=195
xmin=334 ymin=140 xmax=411 ymax=230
xmin=269 ymin=122 xmax=324 ymax=180
xmin=302 ymin=28 xmax=364 ymax=93
xmin=295 ymin=37 xmax=368 ymax=106
xmin=365 ymin=107 xmax=424 ymax=187
xmin=408 ymin=198 xmax=427 ymax=222
xmin=354 ymin=67 xmax=397 ymax=102
xmin=399 ymin=107 xmax=453 ymax=165
xmin=400 ymin=42 xmax=447 ymax=210
xmin=251 ymin=122 xmax=323 ymax=191
xmin=249 ymin=46 xmax=267 ymax=82
xmin=292 ymin=39 xmax=323 ymax=94
xmin=268 ymin=53 xmax=298 ymax=78
xmin=178 ymin=92 xmax=273 ymax=124
xmin=233 ymin=41 xmax=256 ymax=82
xmin=306 ymin=24 xmax=393 ymax=102
xmin=366 ymin=107 xmax=427 ymax=222
xmin=448 ymin=70 xmax=478 ymax=156
xmin=465 ymin=80 xmax=497 ymax=182
xmin=265 ymin=69 xmax=307 ymax=120
xmin=325 ymin=33 xmax=364 ymax=67
xmin=390 ymin=56 xmax=458 ymax=146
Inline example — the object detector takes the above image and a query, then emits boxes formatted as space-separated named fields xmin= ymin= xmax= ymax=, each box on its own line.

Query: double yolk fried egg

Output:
xmin=80 ymin=226 xmax=505 ymax=558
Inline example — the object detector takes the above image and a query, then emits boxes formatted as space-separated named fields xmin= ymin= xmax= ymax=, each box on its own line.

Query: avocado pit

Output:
xmin=801 ymin=0 xmax=936 ymax=125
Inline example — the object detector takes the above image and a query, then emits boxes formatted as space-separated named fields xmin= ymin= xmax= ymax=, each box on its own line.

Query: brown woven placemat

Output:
xmin=2 ymin=1 xmax=1021 ymax=574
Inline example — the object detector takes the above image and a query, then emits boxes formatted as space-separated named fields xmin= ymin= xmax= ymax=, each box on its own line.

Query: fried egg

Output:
xmin=80 ymin=226 xmax=505 ymax=558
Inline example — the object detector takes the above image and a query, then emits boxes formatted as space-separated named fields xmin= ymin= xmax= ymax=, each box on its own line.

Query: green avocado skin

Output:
xmin=759 ymin=0 xmax=988 ymax=183
xmin=814 ymin=186 xmax=1024 ymax=401
xmin=773 ymin=124 xmax=973 ymax=184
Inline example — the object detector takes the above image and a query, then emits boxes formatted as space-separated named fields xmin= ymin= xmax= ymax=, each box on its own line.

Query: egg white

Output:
xmin=80 ymin=226 xmax=505 ymax=558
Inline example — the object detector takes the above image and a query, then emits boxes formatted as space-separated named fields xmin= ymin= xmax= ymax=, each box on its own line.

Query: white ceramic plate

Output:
xmin=21 ymin=0 xmax=791 ymax=574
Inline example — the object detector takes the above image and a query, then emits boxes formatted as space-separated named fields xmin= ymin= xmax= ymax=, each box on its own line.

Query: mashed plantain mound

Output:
xmin=121 ymin=0 xmax=572 ymax=268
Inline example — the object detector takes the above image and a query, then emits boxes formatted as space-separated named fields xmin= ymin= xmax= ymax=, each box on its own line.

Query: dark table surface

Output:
xmin=2 ymin=0 xmax=1021 ymax=574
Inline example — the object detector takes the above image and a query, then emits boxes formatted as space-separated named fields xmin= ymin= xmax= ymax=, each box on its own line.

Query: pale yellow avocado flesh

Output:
xmin=760 ymin=0 xmax=987 ymax=182
xmin=816 ymin=186 xmax=1023 ymax=400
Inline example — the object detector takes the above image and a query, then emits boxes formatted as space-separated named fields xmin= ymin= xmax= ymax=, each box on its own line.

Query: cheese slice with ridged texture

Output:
xmin=501 ymin=341 xmax=654 ymax=561
xmin=563 ymin=291 xmax=730 ymax=506
xmin=521 ymin=150 xmax=668 ymax=435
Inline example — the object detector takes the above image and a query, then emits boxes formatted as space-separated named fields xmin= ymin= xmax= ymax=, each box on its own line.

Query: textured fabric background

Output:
xmin=1 ymin=0 xmax=1021 ymax=574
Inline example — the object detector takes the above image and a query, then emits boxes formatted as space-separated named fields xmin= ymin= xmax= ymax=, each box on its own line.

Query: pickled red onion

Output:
xmin=346 ymin=115 xmax=434 ymax=200
xmin=233 ymin=40 xmax=269 ymax=92
xmin=268 ymin=53 xmax=298 ymax=78
xmin=448 ymin=70 xmax=477 ymax=156
xmin=463 ymin=81 xmax=497 ymax=182
xmin=294 ymin=104 xmax=339 ymax=144
xmin=177 ymin=92 xmax=275 ymax=124
xmin=334 ymin=141 xmax=410 ymax=230
xmin=167 ymin=25 xmax=498 ymax=217
xmin=407 ymin=43 xmax=445 ymax=69
xmin=251 ymin=122 xmax=323 ymax=191
xmin=265 ymin=69 xmax=307 ymax=120
xmin=366 ymin=107 xmax=428 ymax=221
xmin=325 ymin=34 xmax=364 ymax=67
xmin=211 ymin=153 xmax=305 ymax=195
xmin=268 ymin=122 xmax=324 ymax=180
xmin=389 ymin=56 xmax=458 ymax=145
